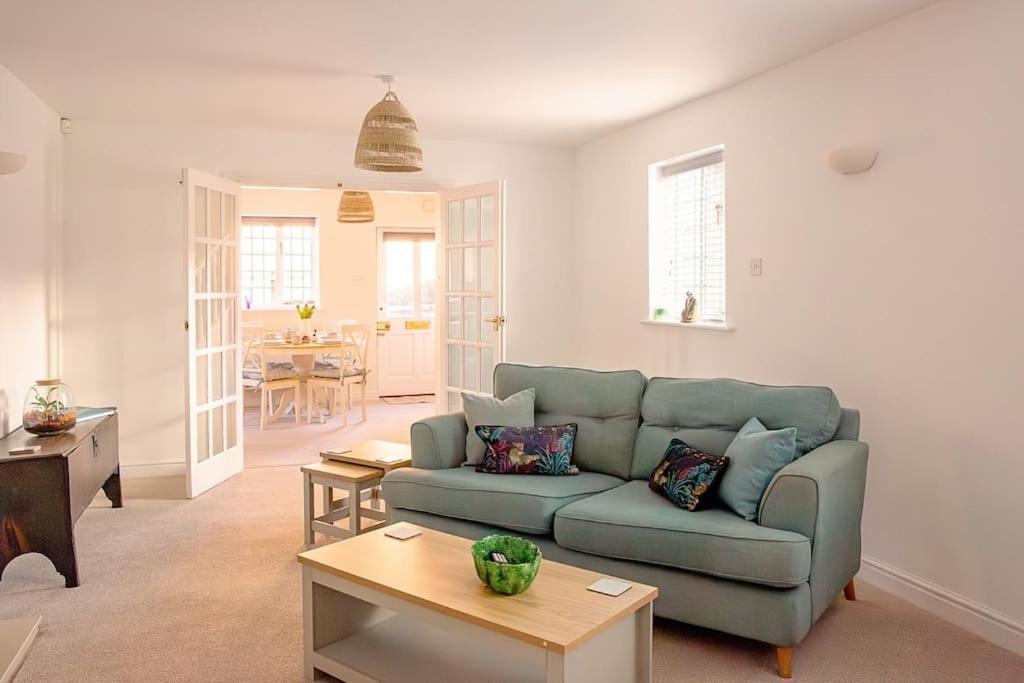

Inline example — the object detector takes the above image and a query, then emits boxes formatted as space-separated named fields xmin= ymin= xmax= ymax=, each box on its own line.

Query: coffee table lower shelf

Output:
xmin=312 ymin=615 xmax=540 ymax=683
xmin=303 ymin=565 xmax=652 ymax=683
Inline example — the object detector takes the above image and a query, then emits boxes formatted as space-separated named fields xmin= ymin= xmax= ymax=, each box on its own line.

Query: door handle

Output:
xmin=484 ymin=315 xmax=506 ymax=332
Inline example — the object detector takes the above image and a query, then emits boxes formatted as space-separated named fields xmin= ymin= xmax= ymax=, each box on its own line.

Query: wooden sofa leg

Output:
xmin=843 ymin=578 xmax=857 ymax=601
xmin=776 ymin=646 xmax=793 ymax=679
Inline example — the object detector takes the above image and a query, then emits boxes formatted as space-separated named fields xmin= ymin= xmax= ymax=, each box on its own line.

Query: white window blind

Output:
xmin=649 ymin=150 xmax=726 ymax=323
xmin=240 ymin=216 xmax=317 ymax=308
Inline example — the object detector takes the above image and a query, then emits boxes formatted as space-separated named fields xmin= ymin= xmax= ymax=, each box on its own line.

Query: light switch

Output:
xmin=750 ymin=258 xmax=763 ymax=276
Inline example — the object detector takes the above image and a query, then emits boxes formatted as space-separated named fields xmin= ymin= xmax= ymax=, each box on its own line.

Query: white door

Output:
xmin=377 ymin=230 xmax=437 ymax=396
xmin=438 ymin=181 xmax=505 ymax=411
xmin=185 ymin=169 xmax=244 ymax=499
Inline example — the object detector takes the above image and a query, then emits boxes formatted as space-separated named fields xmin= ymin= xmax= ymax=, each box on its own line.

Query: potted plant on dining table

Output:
xmin=296 ymin=301 xmax=317 ymax=341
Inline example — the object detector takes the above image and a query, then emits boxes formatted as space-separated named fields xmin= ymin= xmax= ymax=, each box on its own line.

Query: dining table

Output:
xmin=254 ymin=339 xmax=354 ymax=374
xmin=252 ymin=339 xmax=356 ymax=422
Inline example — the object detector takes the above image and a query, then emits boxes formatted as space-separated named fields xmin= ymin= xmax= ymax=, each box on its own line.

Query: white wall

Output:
xmin=0 ymin=64 xmax=61 ymax=437
xmin=239 ymin=187 xmax=440 ymax=395
xmin=61 ymin=123 xmax=574 ymax=470
xmin=574 ymin=0 xmax=1024 ymax=644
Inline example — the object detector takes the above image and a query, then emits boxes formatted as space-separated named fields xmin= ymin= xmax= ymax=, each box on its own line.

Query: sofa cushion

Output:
xmin=382 ymin=467 xmax=624 ymax=535
xmin=475 ymin=424 xmax=579 ymax=475
xmin=631 ymin=378 xmax=842 ymax=479
xmin=493 ymin=363 xmax=645 ymax=480
xmin=462 ymin=387 xmax=535 ymax=465
xmin=648 ymin=440 xmax=730 ymax=511
xmin=553 ymin=481 xmax=811 ymax=587
xmin=719 ymin=418 xmax=798 ymax=521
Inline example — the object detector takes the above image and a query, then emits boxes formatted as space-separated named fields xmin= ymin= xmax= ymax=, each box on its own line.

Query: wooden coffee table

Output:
xmin=297 ymin=525 xmax=657 ymax=682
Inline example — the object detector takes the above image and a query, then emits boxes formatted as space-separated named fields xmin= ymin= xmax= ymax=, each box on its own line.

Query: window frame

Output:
xmin=647 ymin=146 xmax=728 ymax=328
xmin=240 ymin=214 xmax=320 ymax=311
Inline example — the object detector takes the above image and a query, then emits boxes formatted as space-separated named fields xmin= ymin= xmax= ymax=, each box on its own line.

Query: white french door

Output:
xmin=438 ymin=181 xmax=505 ymax=411
xmin=185 ymin=169 xmax=244 ymax=498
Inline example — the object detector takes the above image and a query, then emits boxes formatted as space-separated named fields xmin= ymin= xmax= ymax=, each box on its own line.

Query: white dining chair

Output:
xmin=241 ymin=322 xmax=264 ymax=393
xmin=306 ymin=324 xmax=371 ymax=424
xmin=258 ymin=332 xmax=301 ymax=430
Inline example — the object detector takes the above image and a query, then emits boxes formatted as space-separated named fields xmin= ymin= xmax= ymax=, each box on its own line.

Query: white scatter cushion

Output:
xmin=461 ymin=388 xmax=536 ymax=466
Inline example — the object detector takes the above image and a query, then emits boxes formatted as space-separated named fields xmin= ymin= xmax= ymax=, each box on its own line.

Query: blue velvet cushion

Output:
xmin=719 ymin=417 xmax=797 ymax=521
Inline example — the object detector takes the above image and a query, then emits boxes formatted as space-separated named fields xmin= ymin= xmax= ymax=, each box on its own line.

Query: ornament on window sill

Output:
xmin=681 ymin=292 xmax=698 ymax=323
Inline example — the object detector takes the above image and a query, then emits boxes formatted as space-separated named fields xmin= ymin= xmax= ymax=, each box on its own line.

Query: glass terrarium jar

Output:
xmin=23 ymin=378 xmax=77 ymax=436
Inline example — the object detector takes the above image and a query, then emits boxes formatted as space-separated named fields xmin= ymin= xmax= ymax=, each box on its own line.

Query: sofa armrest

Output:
xmin=409 ymin=412 xmax=469 ymax=469
xmin=759 ymin=440 xmax=868 ymax=620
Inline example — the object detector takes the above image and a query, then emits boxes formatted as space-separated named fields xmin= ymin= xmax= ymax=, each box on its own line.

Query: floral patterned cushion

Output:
xmin=649 ymin=439 xmax=730 ymax=511
xmin=474 ymin=424 xmax=579 ymax=476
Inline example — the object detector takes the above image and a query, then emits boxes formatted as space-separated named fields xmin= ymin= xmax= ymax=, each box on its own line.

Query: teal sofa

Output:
xmin=382 ymin=364 xmax=868 ymax=677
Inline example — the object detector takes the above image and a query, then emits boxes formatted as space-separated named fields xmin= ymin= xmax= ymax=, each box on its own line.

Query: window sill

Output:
xmin=641 ymin=320 xmax=735 ymax=332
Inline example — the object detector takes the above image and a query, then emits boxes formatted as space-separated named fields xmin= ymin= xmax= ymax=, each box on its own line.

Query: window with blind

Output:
xmin=240 ymin=216 xmax=318 ymax=309
xmin=649 ymin=148 xmax=726 ymax=324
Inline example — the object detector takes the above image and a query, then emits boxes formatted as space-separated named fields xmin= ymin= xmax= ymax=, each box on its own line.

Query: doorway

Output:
xmin=234 ymin=186 xmax=441 ymax=469
xmin=376 ymin=228 xmax=437 ymax=397
xmin=183 ymin=175 xmax=507 ymax=480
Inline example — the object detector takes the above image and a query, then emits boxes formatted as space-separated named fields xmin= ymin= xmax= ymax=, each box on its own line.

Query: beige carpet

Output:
xmin=2 ymin=407 xmax=1022 ymax=681
xmin=243 ymin=399 xmax=435 ymax=469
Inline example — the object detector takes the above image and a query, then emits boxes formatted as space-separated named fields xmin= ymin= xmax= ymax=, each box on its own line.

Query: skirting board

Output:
xmin=120 ymin=462 xmax=186 ymax=479
xmin=860 ymin=555 xmax=1024 ymax=657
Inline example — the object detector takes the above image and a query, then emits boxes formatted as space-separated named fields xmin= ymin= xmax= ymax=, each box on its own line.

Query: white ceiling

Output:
xmin=0 ymin=0 xmax=937 ymax=146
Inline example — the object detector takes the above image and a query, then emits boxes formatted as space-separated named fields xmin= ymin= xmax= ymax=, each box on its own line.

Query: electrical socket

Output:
xmin=750 ymin=257 xmax=763 ymax=276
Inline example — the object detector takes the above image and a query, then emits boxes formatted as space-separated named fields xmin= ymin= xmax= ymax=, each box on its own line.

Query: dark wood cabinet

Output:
xmin=0 ymin=412 xmax=121 ymax=588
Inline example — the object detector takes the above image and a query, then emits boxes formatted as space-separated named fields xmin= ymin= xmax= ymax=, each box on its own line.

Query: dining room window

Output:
xmin=240 ymin=216 xmax=318 ymax=309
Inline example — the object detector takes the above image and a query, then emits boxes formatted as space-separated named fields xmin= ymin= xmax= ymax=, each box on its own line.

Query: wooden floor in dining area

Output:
xmin=242 ymin=397 xmax=435 ymax=469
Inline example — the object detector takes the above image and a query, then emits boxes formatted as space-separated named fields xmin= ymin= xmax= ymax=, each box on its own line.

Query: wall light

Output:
xmin=827 ymin=146 xmax=877 ymax=175
xmin=0 ymin=151 xmax=27 ymax=175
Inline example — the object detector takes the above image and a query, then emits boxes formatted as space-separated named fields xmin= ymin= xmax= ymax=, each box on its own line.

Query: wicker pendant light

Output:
xmin=337 ymin=184 xmax=375 ymax=223
xmin=354 ymin=76 xmax=423 ymax=173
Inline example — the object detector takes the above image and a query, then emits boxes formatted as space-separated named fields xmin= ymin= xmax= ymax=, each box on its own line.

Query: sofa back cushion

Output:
xmin=493 ymin=363 xmax=645 ymax=480
xmin=631 ymin=378 xmax=842 ymax=480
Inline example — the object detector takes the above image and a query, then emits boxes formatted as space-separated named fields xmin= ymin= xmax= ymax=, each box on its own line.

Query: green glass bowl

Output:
xmin=470 ymin=535 xmax=542 ymax=595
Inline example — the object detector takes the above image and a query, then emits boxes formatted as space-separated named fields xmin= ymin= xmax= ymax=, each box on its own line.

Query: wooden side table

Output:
xmin=319 ymin=440 xmax=412 ymax=473
xmin=319 ymin=440 xmax=412 ymax=518
xmin=0 ymin=412 xmax=121 ymax=588
xmin=301 ymin=461 xmax=386 ymax=544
